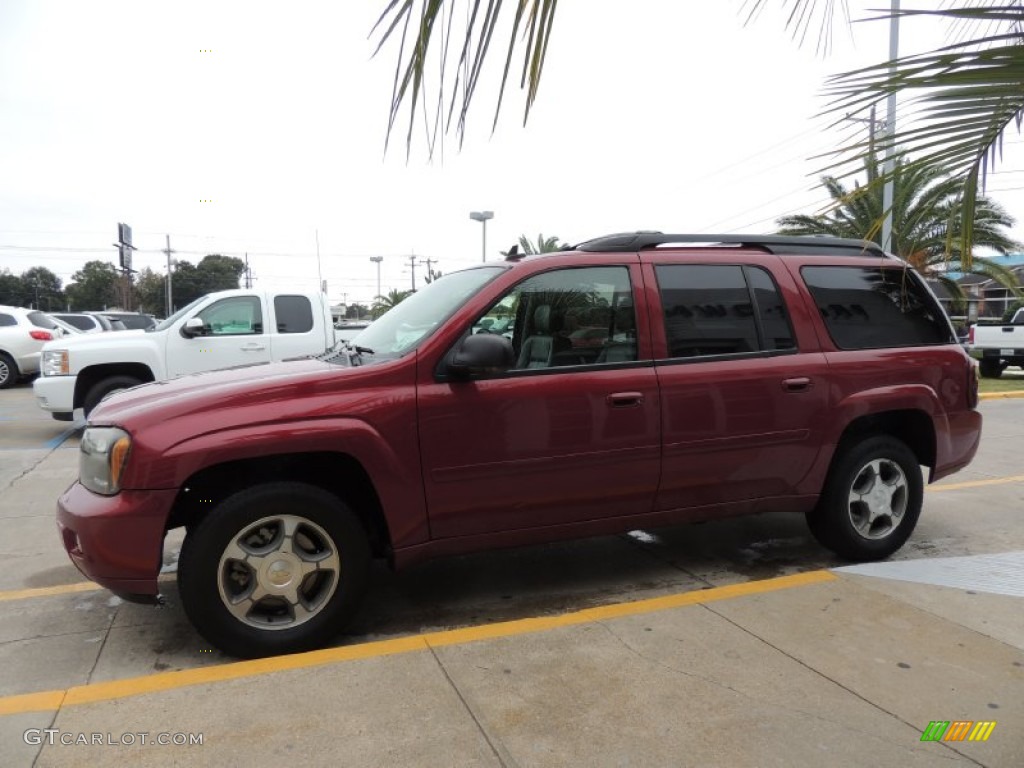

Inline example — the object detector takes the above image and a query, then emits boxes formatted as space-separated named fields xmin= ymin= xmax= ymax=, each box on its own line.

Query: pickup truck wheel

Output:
xmin=807 ymin=436 xmax=922 ymax=562
xmin=83 ymin=375 xmax=142 ymax=417
xmin=178 ymin=482 xmax=370 ymax=658
xmin=0 ymin=352 xmax=17 ymax=389
xmin=978 ymin=359 xmax=1003 ymax=379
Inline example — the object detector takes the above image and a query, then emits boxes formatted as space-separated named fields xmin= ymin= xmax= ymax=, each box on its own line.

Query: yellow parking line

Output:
xmin=0 ymin=570 xmax=836 ymax=716
xmin=0 ymin=582 xmax=102 ymax=603
xmin=930 ymin=474 xmax=1024 ymax=492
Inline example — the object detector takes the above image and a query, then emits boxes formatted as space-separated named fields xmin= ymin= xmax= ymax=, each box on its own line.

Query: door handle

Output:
xmin=781 ymin=377 xmax=811 ymax=392
xmin=607 ymin=391 xmax=644 ymax=407
xmin=241 ymin=345 xmax=267 ymax=352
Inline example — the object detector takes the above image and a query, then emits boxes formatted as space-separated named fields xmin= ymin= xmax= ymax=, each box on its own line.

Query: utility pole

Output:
xmin=406 ymin=254 xmax=418 ymax=291
xmin=164 ymin=235 xmax=174 ymax=316
xmin=419 ymin=256 xmax=439 ymax=283
xmin=244 ymin=253 xmax=252 ymax=289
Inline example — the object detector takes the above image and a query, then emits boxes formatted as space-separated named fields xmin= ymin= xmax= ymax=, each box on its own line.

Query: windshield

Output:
xmin=352 ymin=267 xmax=504 ymax=361
xmin=153 ymin=296 xmax=206 ymax=332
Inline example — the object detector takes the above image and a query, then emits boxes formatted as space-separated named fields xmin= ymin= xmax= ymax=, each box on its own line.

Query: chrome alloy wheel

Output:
xmin=217 ymin=515 xmax=341 ymax=630
xmin=847 ymin=458 xmax=909 ymax=540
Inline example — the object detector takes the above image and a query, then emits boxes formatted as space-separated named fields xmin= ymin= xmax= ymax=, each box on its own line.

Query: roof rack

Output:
xmin=573 ymin=232 xmax=889 ymax=258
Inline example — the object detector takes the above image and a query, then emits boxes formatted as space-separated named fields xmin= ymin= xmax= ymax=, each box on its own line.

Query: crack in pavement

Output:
xmin=427 ymin=644 xmax=517 ymax=768
xmin=595 ymin=616 xmax=968 ymax=763
xmin=701 ymin=603 xmax=989 ymax=768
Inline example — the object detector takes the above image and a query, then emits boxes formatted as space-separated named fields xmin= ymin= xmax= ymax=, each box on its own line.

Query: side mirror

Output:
xmin=447 ymin=333 xmax=514 ymax=379
xmin=181 ymin=317 xmax=205 ymax=338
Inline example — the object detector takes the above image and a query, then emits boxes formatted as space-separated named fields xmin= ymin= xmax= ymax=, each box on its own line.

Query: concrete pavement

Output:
xmin=0 ymin=383 xmax=1022 ymax=766
xmin=0 ymin=568 xmax=1020 ymax=767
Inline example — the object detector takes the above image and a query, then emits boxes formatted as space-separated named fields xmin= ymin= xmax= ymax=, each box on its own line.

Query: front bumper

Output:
xmin=33 ymin=374 xmax=76 ymax=416
xmin=57 ymin=482 xmax=178 ymax=599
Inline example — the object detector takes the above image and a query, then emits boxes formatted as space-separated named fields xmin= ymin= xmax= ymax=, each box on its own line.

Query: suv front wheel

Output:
xmin=179 ymin=482 xmax=370 ymax=658
xmin=807 ymin=435 xmax=923 ymax=561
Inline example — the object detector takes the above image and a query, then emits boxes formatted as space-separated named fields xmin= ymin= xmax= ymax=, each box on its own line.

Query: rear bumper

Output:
xmin=33 ymin=375 xmax=76 ymax=416
xmin=933 ymin=409 xmax=983 ymax=483
xmin=57 ymin=482 xmax=177 ymax=599
xmin=15 ymin=350 xmax=41 ymax=375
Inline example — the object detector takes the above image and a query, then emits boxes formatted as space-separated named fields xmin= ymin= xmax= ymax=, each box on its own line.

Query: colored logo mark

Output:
xmin=921 ymin=720 xmax=996 ymax=742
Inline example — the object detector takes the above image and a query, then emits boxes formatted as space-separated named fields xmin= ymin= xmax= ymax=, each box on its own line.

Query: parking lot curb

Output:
xmin=979 ymin=389 xmax=1024 ymax=399
xmin=0 ymin=570 xmax=836 ymax=716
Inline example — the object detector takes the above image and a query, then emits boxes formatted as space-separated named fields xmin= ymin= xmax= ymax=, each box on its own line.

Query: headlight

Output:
xmin=42 ymin=350 xmax=69 ymax=376
xmin=80 ymin=427 xmax=132 ymax=495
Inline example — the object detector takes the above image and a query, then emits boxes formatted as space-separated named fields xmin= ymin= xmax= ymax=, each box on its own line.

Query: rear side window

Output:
xmin=655 ymin=265 xmax=795 ymax=358
xmin=801 ymin=266 xmax=954 ymax=349
xmin=274 ymin=295 xmax=314 ymax=334
xmin=28 ymin=312 xmax=57 ymax=330
xmin=0 ymin=313 xmax=15 ymax=327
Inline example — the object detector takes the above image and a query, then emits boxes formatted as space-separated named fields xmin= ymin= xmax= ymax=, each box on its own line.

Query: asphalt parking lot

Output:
xmin=0 ymin=379 xmax=1022 ymax=766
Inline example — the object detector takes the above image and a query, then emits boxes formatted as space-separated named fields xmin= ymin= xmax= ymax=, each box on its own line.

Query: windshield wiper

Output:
xmin=320 ymin=340 xmax=374 ymax=367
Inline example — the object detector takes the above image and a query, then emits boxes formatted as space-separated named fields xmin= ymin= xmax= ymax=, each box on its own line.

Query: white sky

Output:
xmin=3 ymin=1 xmax=1024 ymax=309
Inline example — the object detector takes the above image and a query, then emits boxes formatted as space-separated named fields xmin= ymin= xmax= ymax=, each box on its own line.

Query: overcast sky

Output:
xmin=3 ymin=1 xmax=1024 ymax=309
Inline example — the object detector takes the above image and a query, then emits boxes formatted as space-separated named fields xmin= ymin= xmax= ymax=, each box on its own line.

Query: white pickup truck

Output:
xmin=969 ymin=307 xmax=1024 ymax=378
xmin=34 ymin=289 xmax=337 ymax=420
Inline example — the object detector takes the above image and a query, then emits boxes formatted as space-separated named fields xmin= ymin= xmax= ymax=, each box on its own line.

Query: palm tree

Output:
xmin=372 ymin=288 xmax=414 ymax=319
xmin=518 ymin=233 xmax=567 ymax=255
xmin=777 ymin=155 xmax=1022 ymax=308
xmin=372 ymin=2 xmax=1024 ymax=262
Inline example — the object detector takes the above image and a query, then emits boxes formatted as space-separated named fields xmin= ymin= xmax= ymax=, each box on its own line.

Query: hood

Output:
xmin=43 ymin=329 xmax=149 ymax=352
xmin=89 ymin=357 xmax=338 ymax=428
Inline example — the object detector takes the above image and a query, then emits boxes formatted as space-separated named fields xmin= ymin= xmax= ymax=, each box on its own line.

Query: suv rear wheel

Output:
xmin=0 ymin=352 xmax=17 ymax=389
xmin=179 ymin=482 xmax=370 ymax=658
xmin=807 ymin=436 xmax=923 ymax=561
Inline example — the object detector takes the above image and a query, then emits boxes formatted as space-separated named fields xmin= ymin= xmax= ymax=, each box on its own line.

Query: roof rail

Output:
xmin=573 ymin=232 xmax=889 ymax=258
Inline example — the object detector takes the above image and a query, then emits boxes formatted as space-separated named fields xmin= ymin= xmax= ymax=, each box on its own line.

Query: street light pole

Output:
xmin=469 ymin=210 xmax=494 ymax=262
xmin=369 ymin=256 xmax=383 ymax=301
xmin=881 ymin=0 xmax=900 ymax=253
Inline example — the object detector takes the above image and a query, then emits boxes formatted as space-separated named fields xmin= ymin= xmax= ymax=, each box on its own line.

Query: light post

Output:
xmin=469 ymin=210 xmax=494 ymax=262
xmin=369 ymin=256 xmax=383 ymax=304
xmin=881 ymin=0 xmax=899 ymax=253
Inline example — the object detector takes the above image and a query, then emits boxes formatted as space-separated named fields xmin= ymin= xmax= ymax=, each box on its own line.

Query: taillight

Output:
xmin=968 ymin=326 xmax=975 ymax=344
xmin=29 ymin=330 xmax=53 ymax=341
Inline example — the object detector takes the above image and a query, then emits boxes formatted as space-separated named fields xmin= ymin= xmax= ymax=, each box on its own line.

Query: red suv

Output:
xmin=58 ymin=233 xmax=982 ymax=657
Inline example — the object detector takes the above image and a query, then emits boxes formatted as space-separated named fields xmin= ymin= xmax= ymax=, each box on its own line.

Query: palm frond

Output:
xmin=372 ymin=0 xmax=559 ymax=158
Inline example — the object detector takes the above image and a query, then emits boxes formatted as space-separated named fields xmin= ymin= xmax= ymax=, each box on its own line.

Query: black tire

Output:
xmin=0 ymin=352 xmax=17 ymax=389
xmin=82 ymin=375 xmax=143 ymax=417
xmin=807 ymin=435 xmax=923 ymax=562
xmin=178 ymin=482 xmax=370 ymax=658
xmin=978 ymin=358 xmax=1003 ymax=379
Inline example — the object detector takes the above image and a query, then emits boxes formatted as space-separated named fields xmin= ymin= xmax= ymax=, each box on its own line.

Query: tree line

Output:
xmin=0 ymin=255 xmax=245 ymax=316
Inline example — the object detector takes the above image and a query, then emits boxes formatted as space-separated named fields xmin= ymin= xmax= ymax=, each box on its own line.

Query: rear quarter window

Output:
xmin=801 ymin=266 xmax=954 ymax=349
xmin=274 ymin=295 xmax=314 ymax=334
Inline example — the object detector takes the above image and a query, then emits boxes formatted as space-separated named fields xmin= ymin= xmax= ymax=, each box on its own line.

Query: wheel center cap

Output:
xmin=267 ymin=559 xmax=294 ymax=587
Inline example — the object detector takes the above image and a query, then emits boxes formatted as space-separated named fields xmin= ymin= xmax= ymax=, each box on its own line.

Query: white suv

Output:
xmin=0 ymin=306 xmax=63 ymax=388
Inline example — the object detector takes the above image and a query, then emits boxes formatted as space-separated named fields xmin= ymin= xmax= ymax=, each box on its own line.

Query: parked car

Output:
xmin=47 ymin=315 xmax=86 ymax=337
xmin=0 ymin=305 xmax=63 ymax=388
xmin=334 ymin=321 xmax=371 ymax=342
xmin=50 ymin=312 xmax=126 ymax=334
xmin=36 ymin=289 xmax=337 ymax=420
xmin=99 ymin=311 xmax=158 ymax=331
xmin=57 ymin=232 xmax=982 ymax=657
xmin=968 ymin=307 xmax=1024 ymax=378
